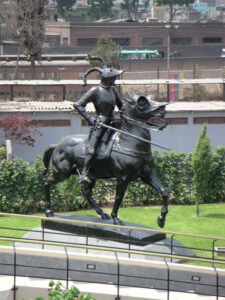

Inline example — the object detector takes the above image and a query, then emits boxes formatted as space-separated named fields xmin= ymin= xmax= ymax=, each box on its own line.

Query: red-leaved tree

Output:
xmin=0 ymin=114 xmax=42 ymax=147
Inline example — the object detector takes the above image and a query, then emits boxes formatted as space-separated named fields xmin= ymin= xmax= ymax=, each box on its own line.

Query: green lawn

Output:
xmin=0 ymin=203 xmax=224 ymax=267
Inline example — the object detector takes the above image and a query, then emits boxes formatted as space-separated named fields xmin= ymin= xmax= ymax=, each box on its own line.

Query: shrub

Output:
xmin=0 ymin=145 xmax=224 ymax=214
xmin=21 ymin=280 xmax=96 ymax=300
xmin=0 ymin=147 xmax=7 ymax=160
xmin=210 ymin=146 xmax=225 ymax=202
xmin=48 ymin=280 xmax=96 ymax=300
xmin=191 ymin=123 xmax=212 ymax=216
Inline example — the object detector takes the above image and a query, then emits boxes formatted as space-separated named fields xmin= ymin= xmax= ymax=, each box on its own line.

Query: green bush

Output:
xmin=0 ymin=147 xmax=7 ymax=160
xmin=0 ymin=145 xmax=224 ymax=214
xmin=210 ymin=146 xmax=225 ymax=202
xmin=21 ymin=280 xmax=96 ymax=300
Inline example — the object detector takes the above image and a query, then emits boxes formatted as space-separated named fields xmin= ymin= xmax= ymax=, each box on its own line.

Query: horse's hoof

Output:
xmin=157 ymin=216 xmax=165 ymax=228
xmin=45 ymin=210 xmax=55 ymax=218
xmin=113 ymin=217 xmax=125 ymax=226
xmin=101 ymin=212 xmax=111 ymax=220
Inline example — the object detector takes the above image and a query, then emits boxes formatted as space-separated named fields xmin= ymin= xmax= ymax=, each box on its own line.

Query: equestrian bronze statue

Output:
xmin=43 ymin=92 xmax=169 ymax=228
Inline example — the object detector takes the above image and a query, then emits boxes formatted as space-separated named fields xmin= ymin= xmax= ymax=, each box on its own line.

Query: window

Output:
xmin=63 ymin=37 xmax=68 ymax=46
xmin=112 ymin=38 xmax=130 ymax=46
xmin=203 ymin=37 xmax=222 ymax=43
xmin=44 ymin=35 xmax=60 ymax=46
xmin=143 ymin=38 xmax=163 ymax=46
xmin=41 ymin=72 xmax=48 ymax=80
xmin=78 ymin=72 xmax=84 ymax=79
xmin=82 ymin=119 xmax=91 ymax=127
xmin=77 ymin=38 xmax=97 ymax=46
xmin=193 ymin=117 xmax=225 ymax=124
xmin=20 ymin=72 xmax=29 ymax=80
xmin=166 ymin=118 xmax=188 ymax=125
xmin=49 ymin=72 xmax=58 ymax=80
xmin=172 ymin=37 xmax=191 ymax=45
xmin=31 ymin=120 xmax=71 ymax=127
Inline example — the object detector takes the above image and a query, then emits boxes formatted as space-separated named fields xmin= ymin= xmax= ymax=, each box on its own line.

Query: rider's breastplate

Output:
xmin=94 ymin=87 xmax=116 ymax=117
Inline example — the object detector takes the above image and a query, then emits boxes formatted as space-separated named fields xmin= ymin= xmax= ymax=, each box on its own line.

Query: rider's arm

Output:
xmin=113 ymin=86 xmax=125 ymax=116
xmin=73 ymin=87 xmax=97 ymax=126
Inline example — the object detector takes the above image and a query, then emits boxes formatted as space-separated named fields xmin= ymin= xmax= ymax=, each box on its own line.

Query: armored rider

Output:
xmin=73 ymin=55 xmax=124 ymax=184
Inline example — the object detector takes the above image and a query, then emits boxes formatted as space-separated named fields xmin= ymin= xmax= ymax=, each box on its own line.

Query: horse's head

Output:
xmin=123 ymin=93 xmax=167 ymax=130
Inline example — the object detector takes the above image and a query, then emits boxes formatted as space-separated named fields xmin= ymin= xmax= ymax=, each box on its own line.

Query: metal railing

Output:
xmin=0 ymin=212 xmax=224 ymax=300
xmin=0 ymin=212 xmax=224 ymax=265
xmin=0 ymin=78 xmax=225 ymax=101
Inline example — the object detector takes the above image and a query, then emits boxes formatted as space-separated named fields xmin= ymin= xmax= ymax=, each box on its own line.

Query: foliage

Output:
xmin=210 ymin=146 xmax=225 ymax=202
xmin=54 ymin=0 xmax=76 ymax=18
xmin=120 ymin=0 xmax=139 ymax=20
xmin=0 ymin=157 xmax=29 ymax=213
xmin=0 ymin=0 xmax=16 ymax=28
xmin=87 ymin=0 xmax=114 ymax=20
xmin=154 ymin=0 xmax=195 ymax=21
xmin=91 ymin=34 xmax=121 ymax=69
xmin=125 ymin=150 xmax=193 ymax=206
xmin=58 ymin=174 xmax=87 ymax=211
xmin=48 ymin=280 xmax=96 ymax=300
xmin=16 ymin=0 xmax=46 ymax=57
xmin=21 ymin=280 xmax=95 ymax=299
xmin=193 ymin=84 xmax=208 ymax=101
xmin=191 ymin=123 xmax=212 ymax=216
xmin=0 ymin=147 xmax=7 ymax=160
xmin=0 ymin=114 xmax=42 ymax=147
xmin=0 ymin=146 xmax=224 ymax=214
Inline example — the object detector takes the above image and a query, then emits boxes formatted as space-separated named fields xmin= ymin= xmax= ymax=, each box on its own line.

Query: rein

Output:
xmin=98 ymin=122 xmax=170 ymax=151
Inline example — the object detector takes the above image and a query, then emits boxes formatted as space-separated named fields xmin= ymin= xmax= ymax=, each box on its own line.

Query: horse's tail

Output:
xmin=42 ymin=144 xmax=57 ymax=175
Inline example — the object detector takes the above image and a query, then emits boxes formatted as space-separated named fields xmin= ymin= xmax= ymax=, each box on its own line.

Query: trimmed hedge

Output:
xmin=0 ymin=147 xmax=224 ymax=214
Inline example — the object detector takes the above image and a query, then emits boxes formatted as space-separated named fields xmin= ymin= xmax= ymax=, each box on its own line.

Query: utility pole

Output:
xmin=0 ymin=12 xmax=2 ymax=55
xmin=165 ymin=22 xmax=171 ymax=79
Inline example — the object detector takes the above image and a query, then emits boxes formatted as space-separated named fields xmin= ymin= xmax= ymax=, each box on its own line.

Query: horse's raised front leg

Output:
xmin=82 ymin=179 xmax=111 ymax=220
xmin=142 ymin=171 xmax=168 ymax=228
xmin=111 ymin=178 xmax=128 ymax=225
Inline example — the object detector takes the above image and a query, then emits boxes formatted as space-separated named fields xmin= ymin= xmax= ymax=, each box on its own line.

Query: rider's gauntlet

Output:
xmin=74 ymin=103 xmax=95 ymax=126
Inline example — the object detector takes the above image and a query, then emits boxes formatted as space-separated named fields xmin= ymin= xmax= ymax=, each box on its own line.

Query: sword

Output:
xmin=99 ymin=122 xmax=170 ymax=151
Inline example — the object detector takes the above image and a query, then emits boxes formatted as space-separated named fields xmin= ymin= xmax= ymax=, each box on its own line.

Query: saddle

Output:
xmin=97 ymin=130 xmax=118 ymax=159
xmin=96 ymin=129 xmax=149 ymax=160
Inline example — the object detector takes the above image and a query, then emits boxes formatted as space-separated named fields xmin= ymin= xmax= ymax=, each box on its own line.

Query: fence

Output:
xmin=0 ymin=212 xmax=224 ymax=299
xmin=0 ymin=78 xmax=225 ymax=102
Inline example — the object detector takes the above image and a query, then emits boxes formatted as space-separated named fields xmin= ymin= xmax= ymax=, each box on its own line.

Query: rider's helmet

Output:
xmin=82 ymin=54 xmax=123 ymax=85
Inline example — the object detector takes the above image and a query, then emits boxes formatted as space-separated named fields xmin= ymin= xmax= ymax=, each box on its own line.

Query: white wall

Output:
xmin=1 ymin=106 xmax=225 ymax=162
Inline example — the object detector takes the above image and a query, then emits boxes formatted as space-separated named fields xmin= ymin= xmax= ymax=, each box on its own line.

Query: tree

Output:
xmin=120 ymin=0 xmax=139 ymax=20
xmin=191 ymin=123 xmax=212 ymax=217
xmin=0 ymin=114 xmax=42 ymax=147
xmin=91 ymin=34 xmax=121 ymax=69
xmin=16 ymin=0 xmax=47 ymax=79
xmin=154 ymin=0 xmax=195 ymax=22
xmin=0 ymin=0 xmax=16 ymax=28
xmin=54 ymin=0 xmax=76 ymax=18
xmin=87 ymin=0 xmax=114 ymax=20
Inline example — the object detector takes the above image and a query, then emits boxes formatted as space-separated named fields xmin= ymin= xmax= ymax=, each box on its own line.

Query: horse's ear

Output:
xmin=125 ymin=92 xmax=137 ymax=105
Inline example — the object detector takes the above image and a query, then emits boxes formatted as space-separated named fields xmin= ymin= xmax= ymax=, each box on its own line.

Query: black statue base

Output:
xmin=42 ymin=214 xmax=166 ymax=246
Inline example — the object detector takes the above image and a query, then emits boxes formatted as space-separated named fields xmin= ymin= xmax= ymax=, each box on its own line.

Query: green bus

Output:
xmin=120 ymin=49 xmax=164 ymax=60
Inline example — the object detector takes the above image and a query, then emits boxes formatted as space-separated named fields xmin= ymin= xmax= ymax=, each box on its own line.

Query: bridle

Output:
xmin=121 ymin=112 xmax=168 ymax=131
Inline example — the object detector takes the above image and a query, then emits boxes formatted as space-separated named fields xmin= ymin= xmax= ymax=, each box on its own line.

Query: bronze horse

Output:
xmin=43 ymin=94 xmax=169 ymax=227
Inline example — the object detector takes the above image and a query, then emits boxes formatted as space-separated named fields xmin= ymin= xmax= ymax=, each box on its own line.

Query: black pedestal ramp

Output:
xmin=42 ymin=214 xmax=166 ymax=246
